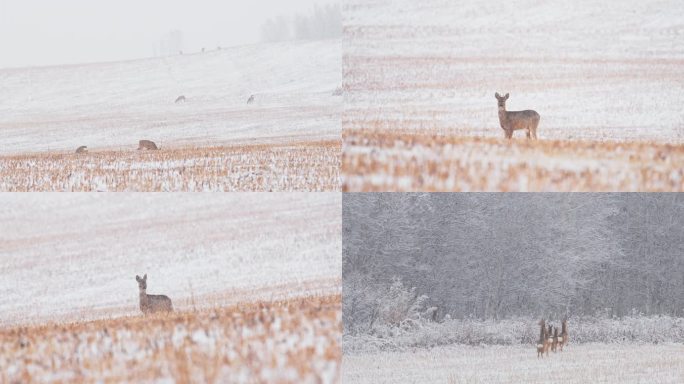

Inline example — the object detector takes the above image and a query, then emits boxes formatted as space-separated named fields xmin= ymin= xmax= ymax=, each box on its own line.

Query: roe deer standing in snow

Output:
xmin=552 ymin=327 xmax=559 ymax=352
xmin=559 ymin=317 xmax=569 ymax=351
xmin=495 ymin=92 xmax=540 ymax=139
xmin=138 ymin=140 xmax=159 ymax=150
xmin=537 ymin=319 xmax=547 ymax=358
xmin=247 ymin=95 xmax=255 ymax=104
xmin=136 ymin=274 xmax=173 ymax=315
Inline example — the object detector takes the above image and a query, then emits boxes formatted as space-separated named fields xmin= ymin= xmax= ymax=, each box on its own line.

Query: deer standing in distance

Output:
xmin=552 ymin=327 xmax=559 ymax=352
xmin=495 ymin=92 xmax=540 ymax=139
xmin=136 ymin=274 xmax=173 ymax=315
xmin=175 ymin=95 xmax=186 ymax=103
xmin=559 ymin=317 xmax=569 ymax=351
xmin=247 ymin=95 xmax=255 ymax=104
xmin=537 ymin=319 xmax=547 ymax=358
xmin=138 ymin=140 xmax=159 ymax=150
xmin=75 ymin=146 xmax=88 ymax=154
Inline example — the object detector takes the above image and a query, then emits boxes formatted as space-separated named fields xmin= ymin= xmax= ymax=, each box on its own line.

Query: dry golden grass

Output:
xmin=0 ymin=294 xmax=341 ymax=383
xmin=343 ymin=129 xmax=684 ymax=191
xmin=0 ymin=139 xmax=340 ymax=191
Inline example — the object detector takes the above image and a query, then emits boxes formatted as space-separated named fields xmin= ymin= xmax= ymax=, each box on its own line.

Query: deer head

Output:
xmin=495 ymin=92 xmax=510 ymax=110
xmin=136 ymin=274 xmax=147 ymax=292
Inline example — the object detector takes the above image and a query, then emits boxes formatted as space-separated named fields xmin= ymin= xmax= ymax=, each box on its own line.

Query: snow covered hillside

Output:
xmin=0 ymin=193 xmax=341 ymax=325
xmin=0 ymin=39 xmax=341 ymax=155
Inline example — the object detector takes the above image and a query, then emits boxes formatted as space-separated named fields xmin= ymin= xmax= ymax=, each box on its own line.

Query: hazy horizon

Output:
xmin=0 ymin=0 xmax=338 ymax=69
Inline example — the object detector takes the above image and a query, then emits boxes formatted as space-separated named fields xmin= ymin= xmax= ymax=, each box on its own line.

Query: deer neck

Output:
xmin=498 ymin=106 xmax=508 ymax=127
xmin=139 ymin=290 xmax=149 ymax=306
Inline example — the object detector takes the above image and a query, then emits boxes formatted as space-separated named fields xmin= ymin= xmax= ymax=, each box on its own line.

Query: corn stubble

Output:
xmin=343 ymin=129 xmax=684 ymax=192
xmin=0 ymin=295 xmax=341 ymax=383
xmin=0 ymin=140 xmax=340 ymax=192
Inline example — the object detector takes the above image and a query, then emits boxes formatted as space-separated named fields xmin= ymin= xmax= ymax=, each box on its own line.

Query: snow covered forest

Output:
xmin=343 ymin=193 xmax=684 ymax=337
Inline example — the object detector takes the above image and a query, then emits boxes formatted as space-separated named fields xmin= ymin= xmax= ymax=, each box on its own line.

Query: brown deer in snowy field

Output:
xmin=495 ymin=92 xmax=540 ymax=139
xmin=137 ymin=140 xmax=159 ymax=150
xmin=136 ymin=274 xmax=173 ymax=315
xmin=75 ymin=146 xmax=88 ymax=154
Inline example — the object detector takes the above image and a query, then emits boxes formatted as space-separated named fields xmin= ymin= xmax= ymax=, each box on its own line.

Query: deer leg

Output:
xmin=505 ymin=129 xmax=513 ymax=139
xmin=526 ymin=128 xmax=531 ymax=139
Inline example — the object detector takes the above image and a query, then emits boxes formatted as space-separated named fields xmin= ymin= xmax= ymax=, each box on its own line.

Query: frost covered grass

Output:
xmin=0 ymin=139 xmax=339 ymax=191
xmin=344 ymin=316 xmax=684 ymax=354
xmin=342 ymin=0 xmax=684 ymax=191
xmin=1 ymin=294 xmax=341 ymax=384
xmin=342 ymin=129 xmax=684 ymax=191
xmin=343 ymin=343 xmax=684 ymax=384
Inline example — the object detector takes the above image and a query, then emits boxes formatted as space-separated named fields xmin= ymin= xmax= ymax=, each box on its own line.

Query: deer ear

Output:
xmin=143 ymin=274 xmax=147 ymax=280
xmin=136 ymin=275 xmax=141 ymax=282
xmin=495 ymin=92 xmax=500 ymax=98
xmin=504 ymin=93 xmax=509 ymax=99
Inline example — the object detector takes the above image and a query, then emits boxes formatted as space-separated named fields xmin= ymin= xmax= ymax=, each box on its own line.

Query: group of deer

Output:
xmin=536 ymin=318 xmax=568 ymax=358
xmin=74 ymin=140 xmax=159 ymax=154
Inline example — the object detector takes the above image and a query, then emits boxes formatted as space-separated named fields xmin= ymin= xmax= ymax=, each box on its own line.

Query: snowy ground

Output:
xmin=342 ymin=0 xmax=684 ymax=191
xmin=0 ymin=193 xmax=341 ymax=326
xmin=343 ymin=343 xmax=684 ymax=384
xmin=0 ymin=40 xmax=340 ymax=154
xmin=0 ymin=40 xmax=341 ymax=191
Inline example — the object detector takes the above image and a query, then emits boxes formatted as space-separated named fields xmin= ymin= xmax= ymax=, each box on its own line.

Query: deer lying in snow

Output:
xmin=175 ymin=95 xmax=186 ymax=103
xmin=137 ymin=140 xmax=159 ymax=150
xmin=75 ymin=146 xmax=88 ymax=154
xmin=136 ymin=274 xmax=173 ymax=315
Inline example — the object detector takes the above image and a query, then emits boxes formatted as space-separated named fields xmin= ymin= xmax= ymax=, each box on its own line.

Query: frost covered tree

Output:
xmin=343 ymin=193 xmax=684 ymax=334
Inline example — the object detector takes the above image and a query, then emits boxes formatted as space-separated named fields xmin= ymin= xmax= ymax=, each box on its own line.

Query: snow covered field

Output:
xmin=0 ymin=193 xmax=341 ymax=382
xmin=343 ymin=129 xmax=684 ymax=191
xmin=343 ymin=343 xmax=684 ymax=384
xmin=0 ymin=40 xmax=341 ymax=191
xmin=0 ymin=193 xmax=341 ymax=325
xmin=342 ymin=0 xmax=684 ymax=191
xmin=2 ymin=295 xmax=340 ymax=383
xmin=0 ymin=139 xmax=339 ymax=191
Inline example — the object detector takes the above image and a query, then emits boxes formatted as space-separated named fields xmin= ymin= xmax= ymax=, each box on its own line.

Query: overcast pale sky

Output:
xmin=0 ymin=0 xmax=336 ymax=69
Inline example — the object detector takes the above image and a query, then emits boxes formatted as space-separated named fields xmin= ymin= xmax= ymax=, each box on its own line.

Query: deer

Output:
xmin=552 ymin=327 xmax=559 ymax=352
xmin=136 ymin=274 xmax=173 ymax=315
xmin=247 ymin=95 xmax=255 ymax=104
xmin=75 ymin=146 xmax=88 ymax=154
xmin=537 ymin=319 xmax=547 ymax=358
xmin=175 ymin=95 xmax=186 ymax=103
xmin=495 ymin=92 xmax=540 ymax=139
xmin=138 ymin=140 xmax=159 ymax=150
xmin=559 ymin=317 xmax=569 ymax=351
